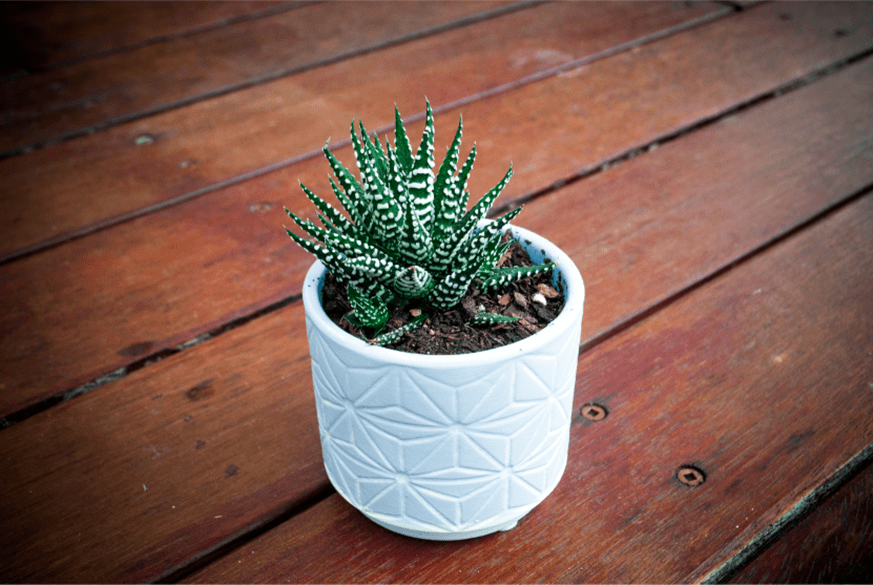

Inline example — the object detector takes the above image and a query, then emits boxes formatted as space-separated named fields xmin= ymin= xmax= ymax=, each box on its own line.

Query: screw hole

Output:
xmin=580 ymin=403 xmax=608 ymax=421
xmin=676 ymin=465 xmax=706 ymax=487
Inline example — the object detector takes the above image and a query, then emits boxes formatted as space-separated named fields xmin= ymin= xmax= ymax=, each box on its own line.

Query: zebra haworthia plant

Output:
xmin=285 ymin=100 xmax=555 ymax=346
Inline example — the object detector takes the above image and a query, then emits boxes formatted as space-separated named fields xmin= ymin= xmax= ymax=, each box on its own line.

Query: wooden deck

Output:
xmin=1 ymin=1 xmax=872 ymax=582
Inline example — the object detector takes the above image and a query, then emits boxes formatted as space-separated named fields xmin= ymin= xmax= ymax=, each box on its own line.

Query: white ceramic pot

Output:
xmin=302 ymin=224 xmax=584 ymax=540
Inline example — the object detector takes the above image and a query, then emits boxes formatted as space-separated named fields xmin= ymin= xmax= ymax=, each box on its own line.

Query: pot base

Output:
xmin=365 ymin=515 xmax=520 ymax=541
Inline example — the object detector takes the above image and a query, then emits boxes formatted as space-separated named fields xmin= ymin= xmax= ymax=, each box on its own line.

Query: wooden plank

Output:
xmin=0 ymin=1 xmax=291 ymax=72
xmin=0 ymin=0 xmax=514 ymax=155
xmin=186 ymin=189 xmax=873 ymax=584
xmin=0 ymin=0 xmax=726 ymax=261
xmin=2 ymin=52 xmax=871 ymax=583
xmin=0 ymin=304 xmax=323 ymax=583
xmin=1 ymin=6 xmax=871 ymax=419
xmin=728 ymin=462 xmax=873 ymax=583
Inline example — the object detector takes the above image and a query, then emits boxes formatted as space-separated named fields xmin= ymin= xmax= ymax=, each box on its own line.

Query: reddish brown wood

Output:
xmin=3 ymin=17 xmax=872 ymax=421
xmin=0 ymin=1 xmax=514 ymax=154
xmin=0 ymin=0 xmax=726 ymax=261
xmin=1 ymin=54 xmax=871 ymax=583
xmin=0 ymin=304 xmax=324 ymax=583
xmin=729 ymin=462 xmax=873 ymax=583
xmin=0 ymin=1 xmax=290 ymax=71
xmin=186 ymin=191 xmax=873 ymax=584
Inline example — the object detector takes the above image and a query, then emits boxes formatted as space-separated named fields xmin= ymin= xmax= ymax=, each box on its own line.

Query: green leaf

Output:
xmin=345 ymin=255 xmax=405 ymax=291
xmin=298 ymin=182 xmax=357 ymax=238
xmin=432 ymin=115 xmax=463 ymax=241
xmin=480 ymin=262 xmax=556 ymax=292
xmin=283 ymin=226 xmax=355 ymax=287
xmin=429 ymin=163 xmax=512 ymax=274
xmin=385 ymin=142 xmax=409 ymax=210
xmin=323 ymin=141 xmax=369 ymax=228
xmin=328 ymin=177 xmax=361 ymax=226
xmin=452 ymin=145 xmax=476 ymax=217
xmin=323 ymin=230 xmax=390 ymax=263
xmin=428 ymin=250 xmax=487 ymax=310
xmin=392 ymin=265 xmax=436 ymax=299
xmin=370 ymin=313 xmax=427 ymax=346
xmin=470 ymin=312 xmax=520 ymax=325
xmin=360 ymin=122 xmax=390 ymax=181
xmin=393 ymin=104 xmax=414 ymax=173
xmin=396 ymin=196 xmax=434 ymax=265
xmin=362 ymin=143 xmax=403 ymax=243
xmin=284 ymin=208 xmax=329 ymax=244
xmin=426 ymin=220 xmax=473 ymax=275
xmin=455 ymin=206 xmax=522 ymax=273
xmin=457 ymin=163 xmax=513 ymax=232
xmin=409 ymin=100 xmax=435 ymax=234
xmin=346 ymin=285 xmax=390 ymax=330
xmin=477 ymin=238 xmax=511 ymax=278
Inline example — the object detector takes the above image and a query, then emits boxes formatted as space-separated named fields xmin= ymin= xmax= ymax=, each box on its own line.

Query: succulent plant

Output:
xmin=285 ymin=100 xmax=554 ymax=345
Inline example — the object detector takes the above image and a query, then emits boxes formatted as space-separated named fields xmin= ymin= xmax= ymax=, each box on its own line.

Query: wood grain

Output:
xmin=0 ymin=1 xmax=726 ymax=261
xmin=728 ymin=462 xmax=873 ymax=583
xmin=186 ymin=188 xmax=873 ymax=584
xmin=0 ymin=1 xmax=290 ymax=72
xmin=2 ymin=52 xmax=871 ymax=584
xmin=2 ymin=11 xmax=871 ymax=421
xmin=0 ymin=1 xmax=513 ymax=154
xmin=0 ymin=303 xmax=324 ymax=583
xmin=0 ymin=1 xmax=730 ymax=413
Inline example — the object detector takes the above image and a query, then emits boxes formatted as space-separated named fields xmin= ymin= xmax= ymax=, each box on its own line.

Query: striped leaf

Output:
xmin=323 ymin=230 xmax=390 ymax=263
xmin=298 ymin=182 xmax=357 ymax=238
xmin=428 ymin=250 xmax=486 ymax=310
xmin=346 ymin=285 xmax=390 ymax=331
xmin=328 ymin=177 xmax=361 ymax=227
xmin=432 ymin=116 xmax=463 ymax=241
xmin=430 ymin=163 xmax=512 ymax=272
xmin=344 ymin=255 xmax=405 ymax=291
xmin=456 ymin=163 xmax=513 ymax=233
xmin=361 ymin=138 xmax=403 ymax=243
xmin=393 ymin=104 xmax=414 ymax=174
xmin=396 ymin=194 xmax=433 ymax=265
xmin=477 ymin=238 xmax=511 ymax=278
xmin=283 ymin=227 xmax=356 ymax=287
xmin=370 ymin=313 xmax=427 ymax=347
xmin=392 ymin=265 xmax=436 ymax=299
xmin=323 ymin=141 xmax=370 ymax=230
xmin=285 ymin=101 xmax=555 ymax=324
xmin=455 ymin=206 xmax=522 ymax=271
xmin=480 ymin=262 xmax=556 ymax=292
xmin=470 ymin=312 xmax=520 ymax=325
xmin=452 ymin=145 xmax=475 ymax=220
xmin=409 ymin=100 xmax=435 ymax=234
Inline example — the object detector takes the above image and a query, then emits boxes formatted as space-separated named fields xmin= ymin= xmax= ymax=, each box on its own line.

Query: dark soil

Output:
xmin=319 ymin=239 xmax=566 ymax=355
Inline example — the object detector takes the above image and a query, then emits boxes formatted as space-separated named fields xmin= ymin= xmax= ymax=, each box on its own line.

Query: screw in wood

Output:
xmin=580 ymin=403 xmax=608 ymax=421
xmin=676 ymin=465 xmax=706 ymax=487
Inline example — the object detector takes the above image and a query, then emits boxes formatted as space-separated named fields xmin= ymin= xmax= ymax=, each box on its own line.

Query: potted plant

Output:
xmin=286 ymin=101 xmax=585 ymax=540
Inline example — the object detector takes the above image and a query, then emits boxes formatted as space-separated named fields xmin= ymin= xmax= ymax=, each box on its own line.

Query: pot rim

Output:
xmin=302 ymin=223 xmax=584 ymax=368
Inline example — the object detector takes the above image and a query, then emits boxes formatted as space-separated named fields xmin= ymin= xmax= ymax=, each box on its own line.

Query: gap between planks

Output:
xmin=0 ymin=1 xmax=541 ymax=160
xmin=0 ymin=2 xmax=733 ymax=266
xmin=173 ymin=191 xmax=873 ymax=583
xmin=1 ymin=37 xmax=871 ymax=433
xmin=6 ymin=6 xmax=871 ymax=267
xmin=701 ymin=441 xmax=873 ymax=583
xmin=3 ymin=33 xmax=863 ymax=580
xmin=154 ymin=184 xmax=873 ymax=585
xmin=18 ymin=2 xmax=310 ymax=74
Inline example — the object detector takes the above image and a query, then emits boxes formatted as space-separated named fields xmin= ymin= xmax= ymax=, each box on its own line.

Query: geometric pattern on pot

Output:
xmin=308 ymin=318 xmax=580 ymax=536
